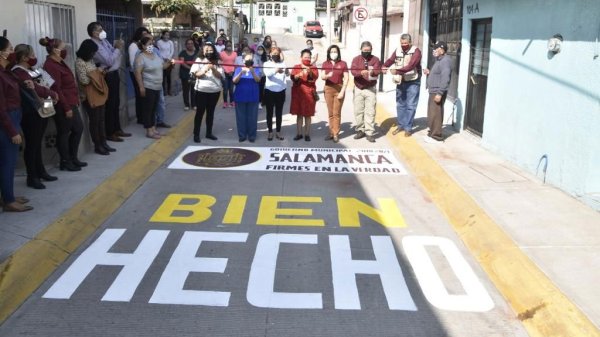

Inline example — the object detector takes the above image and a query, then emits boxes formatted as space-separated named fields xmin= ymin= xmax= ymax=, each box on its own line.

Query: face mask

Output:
xmin=0 ymin=50 xmax=8 ymax=60
xmin=205 ymin=52 xmax=214 ymax=59
xmin=7 ymin=53 xmax=17 ymax=64
xmin=226 ymin=46 xmax=232 ymax=51
xmin=99 ymin=30 xmax=107 ymax=40
xmin=244 ymin=60 xmax=254 ymax=67
xmin=271 ymin=55 xmax=281 ymax=63
xmin=401 ymin=45 xmax=410 ymax=52
xmin=302 ymin=59 xmax=311 ymax=66
xmin=257 ymin=50 xmax=264 ymax=56
xmin=60 ymin=49 xmax=68 ymax=59
xmin=432 ymin=49 xmax=439 ymax=57
xmin=361 ymin=51 xmax=371 ymax=59
xmin=145 ymin=45 xmax=154 ymax=53
xmin=27 ymin=57 xmax=38 ymax=67
xmin=330 ymin=53 xmax=338 ymax=60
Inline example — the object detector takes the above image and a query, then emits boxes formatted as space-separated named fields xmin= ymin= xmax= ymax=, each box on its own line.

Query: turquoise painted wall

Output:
xmin=454 ymin=0 xmax=600 ymax=206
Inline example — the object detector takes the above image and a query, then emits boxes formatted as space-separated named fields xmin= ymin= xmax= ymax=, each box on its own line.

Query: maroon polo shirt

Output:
xmin=43 ymin=56 xmax=79 ymax=112
xmin=0 ymin=65 xmax=21 ymax=137
xmin=322 ymin=60 xmax=348 ymax=86
xmin=350 ymin=54 xmax=381 ymax=90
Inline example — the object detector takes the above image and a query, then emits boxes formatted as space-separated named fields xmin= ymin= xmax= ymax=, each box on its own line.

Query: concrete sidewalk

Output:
xmin=375 ymin=88 xmax=600 ymax=329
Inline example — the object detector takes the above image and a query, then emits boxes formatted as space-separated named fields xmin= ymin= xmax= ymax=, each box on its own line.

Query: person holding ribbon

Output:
xmin=290 ymin=48 xmax=318 ymax=141
xmin=232 ymin=53 xmax=262 ymax=142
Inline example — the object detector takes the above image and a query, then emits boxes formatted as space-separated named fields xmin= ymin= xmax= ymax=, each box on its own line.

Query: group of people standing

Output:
xmin=0 ymin=21 xmax=134 ymax=212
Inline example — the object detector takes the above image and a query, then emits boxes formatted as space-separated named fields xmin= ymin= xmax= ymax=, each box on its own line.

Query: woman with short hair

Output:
xmin=320 ymin=45 xmax=349 ymax=143
xmin=75 ymin=39 xmax=113 ymax=155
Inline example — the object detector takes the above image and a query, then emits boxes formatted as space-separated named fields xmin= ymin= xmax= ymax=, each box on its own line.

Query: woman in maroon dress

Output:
xmin=290 ymin=49 xmax=318 ymax=141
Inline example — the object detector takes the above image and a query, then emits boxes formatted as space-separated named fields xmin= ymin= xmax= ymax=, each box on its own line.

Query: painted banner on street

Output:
xmin=169 ymin=146 xmax=408 ymax=175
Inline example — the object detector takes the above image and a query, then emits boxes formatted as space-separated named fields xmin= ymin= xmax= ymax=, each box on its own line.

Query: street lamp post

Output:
xmin=378 ymin=0 xmax=388 ymax=92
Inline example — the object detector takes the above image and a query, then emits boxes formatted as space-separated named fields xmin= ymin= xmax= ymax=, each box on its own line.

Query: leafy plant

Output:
xmin=151 ymin=0 xmax=197 ymax=16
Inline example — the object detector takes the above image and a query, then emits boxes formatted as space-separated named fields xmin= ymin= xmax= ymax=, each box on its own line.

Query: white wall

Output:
xmin=420 ymin=0 xmax=600 ymax=207
xmin=1 ymin=0 xmax=95 ymax=51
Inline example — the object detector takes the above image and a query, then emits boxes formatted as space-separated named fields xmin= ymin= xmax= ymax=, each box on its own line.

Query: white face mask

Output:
xmin=99 ymin=30 xmax=107 ymax=40
xmin=145 ymin=45 xmax=154 ymax=53
xmin=257 ymin=50 xmax=264 ymax=55
xmin=330 ymin=53 xmax=338 ymax=60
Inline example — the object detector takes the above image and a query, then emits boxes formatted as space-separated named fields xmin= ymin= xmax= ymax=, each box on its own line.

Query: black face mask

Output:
xmin=271 ymin=55 xmax=281 ymax=63
xmin=361 ymin=51 xmax=371 ymax=59
xmin=244 ymin=60 xmax=254 ymax=67
xmin=205 ymin=52 xmax=214 ymax=59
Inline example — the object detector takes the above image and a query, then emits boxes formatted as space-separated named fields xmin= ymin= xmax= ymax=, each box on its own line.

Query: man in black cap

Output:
xmin=423 ymin=41 xmax=452 ymax=142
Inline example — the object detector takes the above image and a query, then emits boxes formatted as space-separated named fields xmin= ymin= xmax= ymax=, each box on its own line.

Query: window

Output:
xmin=25 ymin=0 xmax=77 ymax=71
xmin=258 ymin=2 xmax=287 ymax=17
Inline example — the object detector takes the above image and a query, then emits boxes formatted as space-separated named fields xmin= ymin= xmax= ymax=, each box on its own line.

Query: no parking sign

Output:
xmin=353 ymin=5 xmax=369 ymax=24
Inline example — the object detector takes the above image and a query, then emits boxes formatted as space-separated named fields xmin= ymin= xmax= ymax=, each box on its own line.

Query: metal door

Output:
xmin=465 ymin=18 xmax=492 ymax=135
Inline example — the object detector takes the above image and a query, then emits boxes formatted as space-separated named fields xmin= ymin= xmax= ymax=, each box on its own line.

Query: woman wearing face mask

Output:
xmin=306 ymin=39 xmax=318 ymax=65
xmin=269 ymin=41 xmax=285 ymax=62
xmin=75 ymin=39 xmax=113 ymax=155
xmin=128 ymin=27 xmax=150 ymax=124
xmin=254 ymin=45 xmax=268 ymax=109
xmin=320 ymin=45 xmax=348 ymax=143
xmin=232 ymin=54 xmax=262 ymax=142
xmin=215 ymin=39 xmax=226 ymax=53
xmin=219 ymin=41 xmax=237 ymax=108
xmin=290 ymin=49 xmax=318 ymax=141
xmin=41 ymin=36 xmax=87 ymax=171
xmin=134 ymin=36 xmax=170 ymax=140
xmin=0 ymin=37 xmax=33 ymax=211
xmin=178 ymin=38 xmax=198 ymax=111
xmin=12 ymin=44 xmax=59 ymax=189
xmin=190 ymin=44 xmax=223 ymax=143
xmin=157 ymin=30 xmax=175 ymax=96
xmin=262 ymin=47 xmax=288 ymax=141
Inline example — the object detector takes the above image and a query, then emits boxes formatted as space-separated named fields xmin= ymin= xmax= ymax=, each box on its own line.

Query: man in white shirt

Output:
xmin=262 ymin=47 xmax=289 ymax=140
xmin=156 ymin=30 xmax=175 ymax=95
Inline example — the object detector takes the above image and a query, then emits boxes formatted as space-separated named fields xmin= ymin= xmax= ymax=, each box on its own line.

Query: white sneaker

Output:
xmin=259 ymin=104 xmax=263 ymax=110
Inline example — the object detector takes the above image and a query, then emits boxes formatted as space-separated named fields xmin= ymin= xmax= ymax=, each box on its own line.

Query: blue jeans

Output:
xmin=0 ymin=108 xmax=22 ymax=204
xmin=396 ymin=80 xmax=420 ymax=131
xmin=155 ymin=88 xmax=166 ymax=124
xmin=235 ymin=102 xmax=259 ymax=140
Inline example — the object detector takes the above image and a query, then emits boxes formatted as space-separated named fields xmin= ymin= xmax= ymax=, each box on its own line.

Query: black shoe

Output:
xmin=102 ymin=142 xmax=116 ymax=152
xmin=249 ymin=138 xmax=255 ymax=143
xmin=39 ymin=172 xmax=58 ymax=181
xmin=206 ymin=134 xmax=218 ymax=141
xmin=293 ymin=134 xmax=303 ymax=141
xmin=95 ymin=146 xmax=110 ymax=155
xmin=193 ymin=135 xmax=201 ymax=143
xmin=72 ymin=158 xmax=88 ymax=167
xmin=27 ymin=177 xmax=46 ymax=189
xmin=304 ymin=135 xmax=311 ymax=141
xmin=60 ymin=161 xmax=81 ymax=171
xmin=239 ymin=137 xmax=246 ymax=142
xmin=366 ymin=135 xmax=376 ymax=143
xmin=353 ymin=131 xmax=366 ymax=139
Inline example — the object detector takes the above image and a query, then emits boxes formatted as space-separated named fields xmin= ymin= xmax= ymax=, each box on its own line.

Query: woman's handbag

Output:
xmin=312 ymin=90 xmax=320 ymax=102
xmin=20 ymin=87 xmax=55 ymax=118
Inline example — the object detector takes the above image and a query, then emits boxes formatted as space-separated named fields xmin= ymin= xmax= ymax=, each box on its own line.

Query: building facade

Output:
xmin=411 ymin=0 xmax=600 ymax=209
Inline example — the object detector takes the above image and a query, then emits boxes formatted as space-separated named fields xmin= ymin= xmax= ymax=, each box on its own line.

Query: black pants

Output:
xmin=264 ymin=89 xmax=286 ymax=132
xmin=104 ymin=70 xmax=121 ymax=136
xmin=194 ymin=91 xmax=220 ymax=137
xmin=181 ymin=77 xmax=194 ymax=108
xmin=163 ymin=65 xmax=173 ymax=95
xmin=83 ymin=100 xmax=106 ymax=147
xmin=259 ymin=76 xmax=266 ymax=104
xmin=142 ymin=88 xmax=160 ymax=129
xmin=53 ymin=105 xmax=84 ymax=162
xmin=21 ymin=108 xmax=49 ymax=179
xmin=130 ymin=71 xmax=143 ymax=123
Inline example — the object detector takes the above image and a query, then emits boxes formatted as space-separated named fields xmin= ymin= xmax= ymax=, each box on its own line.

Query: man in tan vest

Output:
xmin=383 ymin=34 xmax=423 ymax=137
